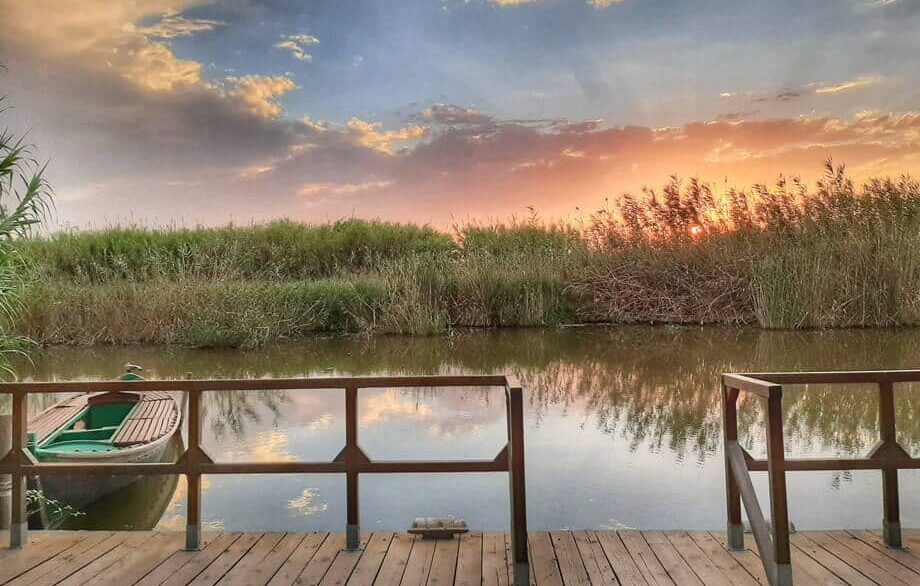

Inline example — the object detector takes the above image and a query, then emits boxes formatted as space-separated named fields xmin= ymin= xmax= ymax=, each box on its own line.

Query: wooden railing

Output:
xmin=0 ymin=375 xmax=529 ymax=585
xmin=722 ymin=370 xmax=920 ymax=586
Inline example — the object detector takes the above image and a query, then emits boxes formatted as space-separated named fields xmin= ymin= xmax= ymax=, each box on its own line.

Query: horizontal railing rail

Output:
xmin=722 ymin=369 xmax=920 ymax=586
xmin=0 ymin=375 xmax=529 ymax=586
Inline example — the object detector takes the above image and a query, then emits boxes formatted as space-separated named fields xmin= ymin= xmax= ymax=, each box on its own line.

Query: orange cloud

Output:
xmin=347 ymin=118 xmax=429 ymax=152
xmin=226 ymin=75 xmax=298 ymax=118
xmin=815 ymin=76 xmax=880 ymax=94
xmin=275 ymin=33 xmax=320 ymax=62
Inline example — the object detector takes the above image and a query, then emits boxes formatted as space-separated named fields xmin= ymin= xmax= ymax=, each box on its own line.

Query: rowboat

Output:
xmin=27 ymin=368 xmax=181 ymax=512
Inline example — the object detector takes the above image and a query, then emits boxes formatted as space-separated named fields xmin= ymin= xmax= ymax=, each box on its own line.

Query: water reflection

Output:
xmin=3 ymin=326 xmax=920 ymax=531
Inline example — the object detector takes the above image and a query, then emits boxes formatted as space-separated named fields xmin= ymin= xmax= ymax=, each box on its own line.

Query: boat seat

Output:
xmin=111 ymin=394 xmax=179 ymax=447
xmin=28 ymin=395 xmax=90 ymax=444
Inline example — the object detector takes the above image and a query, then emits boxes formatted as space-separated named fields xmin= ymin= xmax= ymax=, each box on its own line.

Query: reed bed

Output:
xmin=17 ymin=163 xmax=920 ymax=347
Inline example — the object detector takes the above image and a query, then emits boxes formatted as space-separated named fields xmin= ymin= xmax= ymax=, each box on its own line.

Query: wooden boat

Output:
xmin=27 ymin=379 xmax=181 ymax=511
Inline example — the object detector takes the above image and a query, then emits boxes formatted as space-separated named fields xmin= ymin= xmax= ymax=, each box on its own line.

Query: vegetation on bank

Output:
xmin=0 ymin=98 xmax=52 ymax=371
xmin=16 ymin=162 xmax=920 ymax=347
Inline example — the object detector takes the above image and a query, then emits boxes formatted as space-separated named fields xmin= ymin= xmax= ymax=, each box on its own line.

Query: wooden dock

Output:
xmin=2 ymin=530 xmax=920 ymax=585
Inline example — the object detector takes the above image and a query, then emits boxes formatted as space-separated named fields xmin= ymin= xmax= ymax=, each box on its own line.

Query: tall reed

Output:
xmin=16 ymin=162 xmax=920 ymax=347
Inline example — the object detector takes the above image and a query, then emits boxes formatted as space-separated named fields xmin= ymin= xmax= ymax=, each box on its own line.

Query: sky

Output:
xmin=2 ymin=0 xmax=920 ymax=228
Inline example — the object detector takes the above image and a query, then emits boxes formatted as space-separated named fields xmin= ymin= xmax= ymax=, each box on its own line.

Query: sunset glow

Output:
xmin=2 ymin=0 xmax=919 ymax=228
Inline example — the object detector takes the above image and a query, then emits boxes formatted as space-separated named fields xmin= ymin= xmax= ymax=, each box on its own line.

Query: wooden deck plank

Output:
xmin=0 ymin=532 xmax=87 ymax=584
xmin=707 ymin=533 xmax=768 ymax=585
xmin=134 ymin=533 xmax=236 ymax=586
xmin=238 ymin=533 xmax=307 ymax=586
xmin=846 ymin=530 xmax=920 ymax=575
xmin=664 ymin=532 xmax=737 ymax=586
xmin=425 ymin=537 xmax=459 ymax=586
xmin=400 ymin=538 xmax=436 ymax=586
xmin=642 ymin=532 xmax=703 ymax=586
xmin=528 ymin=532 xmax=562 ymax=586
xmin=7 ymin=532 xmax=129 ymax=586
xmin=571 ymin=531 xmax=619 ymax=585
xmin=372 ymin=533 xmax=415 ymax=586
xmin=345 ymin=533 xmax=394 ymax=586
xmin=83 ymin=532 xmax=184 ymax=586
xmin=618 ymin=531 xmax=675 ymax=586
xmin=684 ymin=532 xmax=760 ymax=586
xmin=292 ymin=533 xmax=346 ymax=586
xmin=791 ymin=533 xmax=877 ymax=586
xmin=317 ymin=534 xmax=370 ymax=586
xmin=594 ymin=530 xmax=648 ymax=586
xmin=53 ymin=531 xmax=157 ymax=586
xmin=549 ymin=531 xmax=590 ymax=586
xmin=214 ymin=532 xmax=285 ymax=585
xmin=182 ymin=533 xmax=263 ymax=586
xmin=454 ymin=533 xmax=482 ymax=586
xmin=744 ymin=533 xmax=850 ymax=586
xmin=265 ymin=533 xmax=329 ymax=586
xmin=482 ymin=533 xmax=510 ymax=586
xmin=814 ymin=531 xmax=920 ymax=585
xmin=5 ymin=530 xmax=920 ymax=585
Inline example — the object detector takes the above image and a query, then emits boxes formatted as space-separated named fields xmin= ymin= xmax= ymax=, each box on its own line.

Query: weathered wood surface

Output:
xmin=3 ymin=530 xmax=918 ymax=585
xmin=112 ymin=394 xmax=178 ymax=447
xmin=28 ymin=395 xmax=89 ymax=443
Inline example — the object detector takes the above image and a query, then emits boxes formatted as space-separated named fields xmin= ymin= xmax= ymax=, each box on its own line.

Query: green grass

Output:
xmin=15 ymin=162 xmax=920 ymax=347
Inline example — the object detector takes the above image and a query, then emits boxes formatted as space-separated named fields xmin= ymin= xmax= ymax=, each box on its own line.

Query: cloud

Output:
xmin=2 ymin=1 xmax=918 ymax=229
xmin=298 ymin=180 xmax=394 ymax=197
xmin=589 ymin=0 xmax=629 ymax=6
xmin=226 ymin=75 xmax=298 ymax=118
xmin=420 ymin=104 xmax=493 ymax=126
xmin=119 ymin=42 xmax=204 ymax=91
xmin=487 ymin=0 xmax=629 ymax=8
xmin=136 ymin=12 xmax=223 ymax=38
xmin=735 ymin=76 xmax=881 ymax=104
xmin=346 ymin=118 xmax=429 ymax=152
xmin=814 ymin=76 xmax=880 ymax=94
xmin=274 ymin=33 xmax=320 ymax=62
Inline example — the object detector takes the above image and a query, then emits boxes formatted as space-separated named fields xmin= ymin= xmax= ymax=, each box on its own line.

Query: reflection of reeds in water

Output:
xmin=12 ymin=326 xmax=920 ymax=466
xmin=202 ymin=389 xmax=291 ymax=441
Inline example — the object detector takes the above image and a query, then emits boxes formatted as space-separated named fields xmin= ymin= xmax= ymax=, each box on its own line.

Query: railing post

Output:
xmin=506 ymin=383 xmax=529 ymax=586
xmin=877 ymin=381 xmax=902 ymax=548
xmin=722 ymin=383 xmax=744 ymax=550
xmin=766 ymin=389 xmax=792 ymax=586
xmin=185 ymin=389 xmax=203 ymax=551
xmin=0 ymin=411 xmax=10 ymax=533
xmin=344 ymin=386 xmax=360 ymax=550
xmin=9 ymin=392 xmax=28 ymax=548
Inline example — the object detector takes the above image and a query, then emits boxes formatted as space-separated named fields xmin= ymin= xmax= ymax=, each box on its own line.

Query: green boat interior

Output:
xmin=31 ymin=401 xmax=139 ymax=457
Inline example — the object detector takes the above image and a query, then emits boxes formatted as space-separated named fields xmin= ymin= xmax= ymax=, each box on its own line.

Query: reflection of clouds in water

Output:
xmin=307 ymin=413 xmax=334 ymax=431
xmin=155 ymin=475 xmax=213 ymax=531
xmin=224 ymin=428 xmax=297 ymax=462
xmin=156 ymin=513 xmax=222 ymax=531
xmin=361 ymin=388 xmax=503 ymax=438
xmin=360 ymin=390 xmax=433 ymax=426
xmin=287 ymin=488 xmax=328 ymax=516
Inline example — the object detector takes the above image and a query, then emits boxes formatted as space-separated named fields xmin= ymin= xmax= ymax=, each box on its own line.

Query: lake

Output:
xmin=3 ymin=326 xmax=919 ymax=533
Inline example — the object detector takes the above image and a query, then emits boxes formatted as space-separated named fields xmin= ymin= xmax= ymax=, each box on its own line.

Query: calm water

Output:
xmin=3 ymin=326 xmax=920 ymax=533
